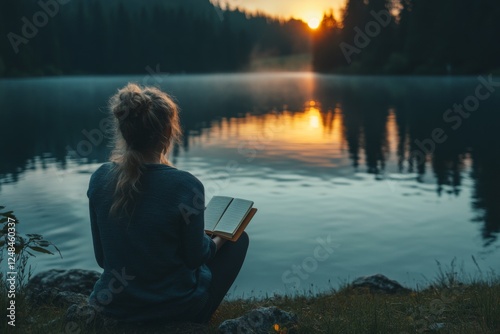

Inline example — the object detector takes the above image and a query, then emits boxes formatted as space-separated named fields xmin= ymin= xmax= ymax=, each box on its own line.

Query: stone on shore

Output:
xmin=26 ymin=268 xmax=100 ymax=294
xmin=351 ymin=274 xmax=411 ymax=294
xmin=25 ymin=269 xmax=100 ymax=306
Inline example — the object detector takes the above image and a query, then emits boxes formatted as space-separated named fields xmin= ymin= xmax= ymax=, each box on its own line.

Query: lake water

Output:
xmin=0 ymin=73 xmax=499 ymax=298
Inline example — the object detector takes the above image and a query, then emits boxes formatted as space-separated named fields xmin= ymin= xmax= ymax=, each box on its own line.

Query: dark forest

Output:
xmin=1 ymin=0 xmax=499 ymax=77
xmin=314 ymin=0 xmax=500 ymax=75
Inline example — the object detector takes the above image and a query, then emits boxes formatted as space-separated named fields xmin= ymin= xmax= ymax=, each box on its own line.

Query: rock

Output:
xmin=26 ymin=269 xmax=100 ymax=295
xmin=27 ymin=289 xmax=89 ymax=307
xmin=25 ymin=269 xmax=100 ymax=306
xmin=218 ymin=306 xmax=298 ymax=334
xmin=65 ymin=304 xmax=98 ymax=322
xmin=351 ymin=274 xmax=411 ymax=294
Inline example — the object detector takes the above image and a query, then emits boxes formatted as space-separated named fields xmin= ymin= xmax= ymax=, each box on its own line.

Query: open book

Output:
xmin=204 ymin=196 xmax=257 ymax=241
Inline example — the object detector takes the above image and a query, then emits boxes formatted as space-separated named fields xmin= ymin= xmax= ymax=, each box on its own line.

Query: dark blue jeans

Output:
xmin=194 ymin=232 xmax=249 ymax=323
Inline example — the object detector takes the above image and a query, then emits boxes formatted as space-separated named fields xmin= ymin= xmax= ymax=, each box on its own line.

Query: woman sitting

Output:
xmin=87 ymin=83 xmax=249 ymax=324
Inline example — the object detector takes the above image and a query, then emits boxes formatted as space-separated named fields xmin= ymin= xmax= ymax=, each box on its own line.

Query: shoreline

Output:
xmin=1 ymin=69 xmax=500 ymax=81
xmin=2 ymin=268 xmax=498 ymax=333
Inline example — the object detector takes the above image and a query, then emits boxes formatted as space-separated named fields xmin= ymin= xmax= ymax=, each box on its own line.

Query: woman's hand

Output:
xmin=212 ymin=236 xmax=227 ymax=252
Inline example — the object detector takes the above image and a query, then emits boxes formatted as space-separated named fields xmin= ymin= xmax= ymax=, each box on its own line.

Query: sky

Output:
xmin=222 ymin=0 xmax=346 ymax=23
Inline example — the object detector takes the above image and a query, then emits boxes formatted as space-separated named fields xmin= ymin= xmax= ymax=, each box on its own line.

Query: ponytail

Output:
xmin=109 ymin=149 xmax=144 ymax=217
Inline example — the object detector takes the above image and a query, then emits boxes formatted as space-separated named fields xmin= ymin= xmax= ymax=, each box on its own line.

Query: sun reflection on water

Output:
xmin=191 ymin=100 xmax=356 ymax=168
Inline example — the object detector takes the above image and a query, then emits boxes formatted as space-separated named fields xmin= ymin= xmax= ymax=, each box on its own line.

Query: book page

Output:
xmin=204 ymin=196 xmax=233 ymax=231
xmin=214 ymin=198 xmax=253 ymax=235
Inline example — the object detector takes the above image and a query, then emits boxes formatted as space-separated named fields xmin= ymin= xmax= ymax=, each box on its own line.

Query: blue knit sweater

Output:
xmin=87 ymin=162 xmax=216 ymax=322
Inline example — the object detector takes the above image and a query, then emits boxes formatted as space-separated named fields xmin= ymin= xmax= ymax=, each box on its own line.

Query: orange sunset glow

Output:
xmin=190 ymin=101 xmax=351 ymax=168
xmin=222 ymin=0 xmax=345 ymax=22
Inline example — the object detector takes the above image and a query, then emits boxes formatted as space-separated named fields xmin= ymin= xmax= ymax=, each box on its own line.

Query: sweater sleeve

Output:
xmin=88 ymin=197 xmax=104 ymax=269
xmin=178 ymin=175 xmax=216 ymax=269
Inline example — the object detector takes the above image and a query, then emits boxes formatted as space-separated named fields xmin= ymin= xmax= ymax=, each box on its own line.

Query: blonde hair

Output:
xmin=108 ymin=83 xmax=182 ymax=217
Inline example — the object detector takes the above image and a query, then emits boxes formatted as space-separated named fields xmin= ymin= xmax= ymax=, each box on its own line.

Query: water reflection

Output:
xmin=0 ymin=74 xmax=499 ymax=247
xmin=471 ymin=143 xmax=500 ymax=246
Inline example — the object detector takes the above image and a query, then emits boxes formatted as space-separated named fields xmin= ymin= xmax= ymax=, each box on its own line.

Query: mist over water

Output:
xmin=1 ymin=73 xmax=499 ymax=297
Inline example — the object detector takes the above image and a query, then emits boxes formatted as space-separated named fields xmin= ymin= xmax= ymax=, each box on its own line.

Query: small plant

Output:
xmin=0 ymin=205 xmax=62 ymax=290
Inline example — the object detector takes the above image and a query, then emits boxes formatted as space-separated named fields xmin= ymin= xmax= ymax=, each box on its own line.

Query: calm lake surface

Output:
xmin=0 ymin=73 xmax=499 ymax=297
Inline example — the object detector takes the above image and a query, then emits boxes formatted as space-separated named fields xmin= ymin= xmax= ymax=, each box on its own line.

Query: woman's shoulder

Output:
xmin=146 ymin=164 xmax=203 ymax=189
xmin=90 ymin=162 xmax=115 ymax=181
xmin=87 ymin=163 xmax=116 ymax=198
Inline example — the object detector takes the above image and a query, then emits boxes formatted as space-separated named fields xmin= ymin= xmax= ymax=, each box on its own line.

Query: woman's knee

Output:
xmin=219 ymin=232 xmax=249 ymax=255
xmin=238 ymin=231 xmax=249 ymax=249
xmin=226 ymin=232 xmax=249 ymax=255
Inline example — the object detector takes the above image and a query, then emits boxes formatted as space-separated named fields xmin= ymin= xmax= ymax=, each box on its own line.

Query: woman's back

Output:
xmin=88 ymin=162 xmax=215 ymax=322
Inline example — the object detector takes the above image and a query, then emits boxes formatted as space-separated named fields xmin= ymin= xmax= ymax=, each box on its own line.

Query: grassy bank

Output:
xmin=2 ymin=270 xmax=499 ymax=334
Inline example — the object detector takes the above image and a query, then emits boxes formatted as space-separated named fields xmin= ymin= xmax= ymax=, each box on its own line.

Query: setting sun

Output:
xmin=307 ymin=17 xmax=321 ymax=29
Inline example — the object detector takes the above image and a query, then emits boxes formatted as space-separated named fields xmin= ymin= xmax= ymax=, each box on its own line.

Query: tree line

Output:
xmin=313 ymin=0 xmax=500 ymax=75
xmin=0 ymin=0 xmax=310 ymax=77
xmin=3 ymin=0 xmax=497 ymax=77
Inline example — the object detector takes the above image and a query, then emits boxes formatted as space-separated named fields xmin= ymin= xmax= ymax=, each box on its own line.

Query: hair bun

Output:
xmin=113 ymin=84 xmax=152 ymax=119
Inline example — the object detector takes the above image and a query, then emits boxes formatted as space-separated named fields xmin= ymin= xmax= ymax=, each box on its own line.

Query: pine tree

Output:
xmin=312 ymin=11 xmax=342 ymax=71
